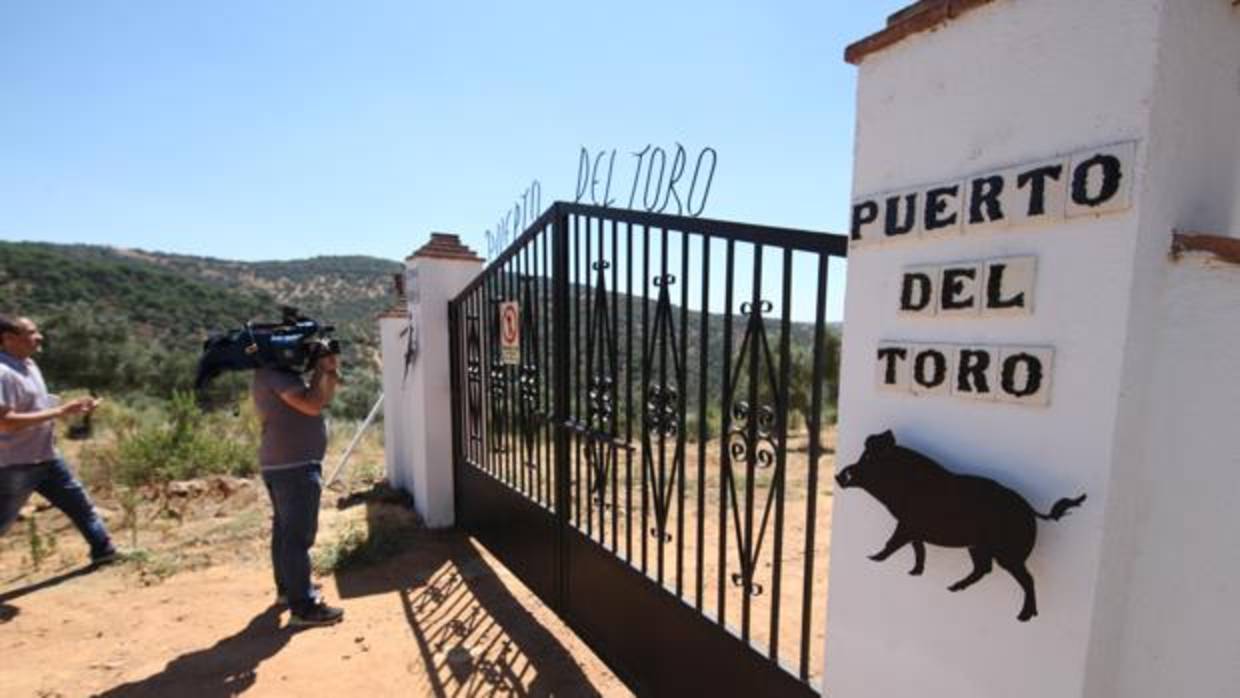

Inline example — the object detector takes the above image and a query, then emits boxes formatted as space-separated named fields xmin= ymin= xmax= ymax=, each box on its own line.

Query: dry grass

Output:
xmin=0 ymin=414 xmax=387 ymax=588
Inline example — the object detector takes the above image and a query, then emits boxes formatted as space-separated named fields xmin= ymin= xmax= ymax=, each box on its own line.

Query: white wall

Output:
xmin=391 ymin=256 xmax=481 ymax=528
xmin=826 ymin=1 xmax=1168 ymax=696
xmin=1085 ymin=2 xmax=1240 ymax=696
xmin=380 ymin=313 xmax=414 ymax=493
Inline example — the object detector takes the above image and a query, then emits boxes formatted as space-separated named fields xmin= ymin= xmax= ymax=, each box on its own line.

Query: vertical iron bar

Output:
xmin=625 ymin=221 xmax=634 ymax=564
xmin=800 ymin=252 xmax=828 ymax=681
xmin=611 ymin=218 xmax=620 ymax=554
xmin=468 ymin=291 xmax=478 ymax=468
xmin=596 ymin=215 xmax=607 ymax=542
xmin=552 ymin=206 xmax=571 ymax=613
xmin=717 ymin=239 xmax=735 ymax=625
xmin=521 ymin=243 xmax=531 ymax=498
xmin=490 ymin=267 xmax=500 ymax=480
xmin=584 ymin=217 xmax=593 ymax=537
xmin=548 ymin=226 xmax=558 ymax=510
xmin=640 ymin=223 xmax=650 ymax=574
xmin=657 ymin=226 xmax=668 ymax=586
xmin=462 ymin=293 xmax=470 ymax=467
xmin=695 ymin=234 xmax=710 ymax=611
xmin=513 ymin=253 xmax=521 ymax=492
xmin=496 ymin=266 xmax=506 ymax=483
xmin=573 ymin=215 xmax=583 ymax=528
xmin=769 ymin=248 xmax=793 ymax=661
xmin=504 ymin=256 xmax=512 ymax=489
xmin=521 ymin=247 xmax=529 ymax=496
xmin=742 ymin=244 xmax=763 ymax=642
xmin=506 ymin=256 xmax=516 ymax=489
xmin=676 ymin=228 xmax=689 ymax=597
xmin=532 ymin=229 xmax=543 ymax=504
xmin=483 ymin=262 xmax=495 ymax=477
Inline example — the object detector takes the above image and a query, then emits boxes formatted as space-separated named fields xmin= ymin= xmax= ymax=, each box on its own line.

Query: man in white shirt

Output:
xmin=0 ymin=314 xmax=116 ymax=565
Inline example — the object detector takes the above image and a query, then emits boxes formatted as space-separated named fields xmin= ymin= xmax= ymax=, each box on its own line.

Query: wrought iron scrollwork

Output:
xmin=519 ymin=276 xmax=542 ymax=467
xmin=585 ymin=260 xmax=618 ymax=509
xmin=724 ymin=299 xmax=785 ymax=597
xmin=488 ymin=296 xmax=510 ymax=454
xmin=466 ymin=315 xmax=482 ymax=442
xmin=519 ymin=366 xmax=540 ymax=418
xmin=641 ymin=273 xmax=684 ymax=544
xmin=646 ymin=384 xmax=679 ymax=437
xmin=727 ymin=401 xmax=777 ymax=470
xmin=488 ymin=361 xmax=508 ymax=454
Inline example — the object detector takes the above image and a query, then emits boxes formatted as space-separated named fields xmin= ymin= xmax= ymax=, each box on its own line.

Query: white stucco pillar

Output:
xmin=380 ymin=233 xmax=483 ymax=528
xmin=379 ymin=303 xmax=412 ymax=494
xmin=825 ymin=2 xmax=1240 ymax=698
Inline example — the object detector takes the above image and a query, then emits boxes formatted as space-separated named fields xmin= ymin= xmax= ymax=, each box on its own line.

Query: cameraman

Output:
xmin=0 ymin=314 xmax=118 ymax=566
xmin=251 ymin=348 xmax=344 ymax=627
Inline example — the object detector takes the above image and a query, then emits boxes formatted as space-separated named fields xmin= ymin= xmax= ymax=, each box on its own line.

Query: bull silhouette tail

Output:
xmin=1035 ymin=493 xmax=1087 ymax=521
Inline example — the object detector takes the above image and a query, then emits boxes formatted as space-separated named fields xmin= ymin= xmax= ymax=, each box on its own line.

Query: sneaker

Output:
xmin=91 ymin=548 xmax=120 ymax=566
xmin=289 ymin=601 xmax=344 ymax=627
xmin=276 ymin=583 xmax=323 ymax=607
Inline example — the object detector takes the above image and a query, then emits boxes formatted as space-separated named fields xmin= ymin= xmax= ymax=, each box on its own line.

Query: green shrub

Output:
xmin=98 ymin=391 xmax=258 ymax=487
xmin=330 ymin=371 xmax=380 ymax=422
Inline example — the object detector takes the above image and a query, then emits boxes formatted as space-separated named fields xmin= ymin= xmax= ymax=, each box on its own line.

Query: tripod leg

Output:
xmin=324 ymin=393 xmax=385 ymax=488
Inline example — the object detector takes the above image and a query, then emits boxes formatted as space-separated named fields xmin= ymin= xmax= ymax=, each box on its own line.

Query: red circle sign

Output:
xmin=501 ymin=304 xmax=519 ymax=344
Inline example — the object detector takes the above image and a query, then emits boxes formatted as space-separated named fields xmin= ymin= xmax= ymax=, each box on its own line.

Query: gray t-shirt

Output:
xmin=252 ymin=367 xmax=327 ymax=469
xmin=0 ymin=352 xmax=58 ymax=467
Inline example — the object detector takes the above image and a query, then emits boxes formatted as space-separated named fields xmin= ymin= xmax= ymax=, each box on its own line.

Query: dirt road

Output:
xmin=1 ymin=499 xmax=630 ymax=697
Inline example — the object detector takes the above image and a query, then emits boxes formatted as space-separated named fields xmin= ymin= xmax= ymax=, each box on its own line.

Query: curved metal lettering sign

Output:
xmin=486 ymin=181 xmax=541 ymax=260
xmin=575 ymin=143 xmax=717 ymax=217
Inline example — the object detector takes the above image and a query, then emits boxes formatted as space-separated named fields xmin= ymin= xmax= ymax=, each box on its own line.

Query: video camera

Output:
xmin=193 ymin=306 xmax=341 ymax=398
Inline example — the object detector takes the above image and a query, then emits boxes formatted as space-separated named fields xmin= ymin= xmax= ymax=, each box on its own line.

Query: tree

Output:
xmin=786 ymin=331 xmax=841 ymax=431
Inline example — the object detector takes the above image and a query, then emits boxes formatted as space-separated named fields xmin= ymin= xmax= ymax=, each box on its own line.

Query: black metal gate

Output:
xmin=448 ymin=201 xmax=845 ymax=696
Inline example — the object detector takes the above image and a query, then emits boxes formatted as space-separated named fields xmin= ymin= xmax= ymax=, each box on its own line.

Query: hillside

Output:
xmin=0 ymin=241 xmax=402 ymax=416
xmin=0 ymin=240 xmax=839 ymax=421
xmin=0 ymin=242 xmax=402 ymax=341
xmin=0 ymin=242 xmax=276 ymax=336
xmin=113 ymin=250 xmax=403 ymax=352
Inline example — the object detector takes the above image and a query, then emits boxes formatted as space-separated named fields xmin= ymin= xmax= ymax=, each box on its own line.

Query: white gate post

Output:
xmin=380 ymin=233 xmax=483 ymax=528
xmin=379 ymin=292 xmax=411 ymax=494
xmin=826 ymin=2 xmax=1240 ymax=697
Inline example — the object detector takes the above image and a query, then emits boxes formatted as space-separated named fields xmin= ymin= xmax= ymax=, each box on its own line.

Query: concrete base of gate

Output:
xmin=380 ymin=233 xmax=483 ymax=528
xmin=826 ymin=3 xmax=1240 ymax=698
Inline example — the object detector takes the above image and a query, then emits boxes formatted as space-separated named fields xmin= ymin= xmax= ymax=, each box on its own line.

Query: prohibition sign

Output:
xmin=499 ymin=301 xmax=520 ymax=364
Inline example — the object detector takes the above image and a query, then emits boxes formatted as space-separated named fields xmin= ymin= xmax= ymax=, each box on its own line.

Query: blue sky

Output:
xmin=1 ymin=1 xmax=907 ymax=268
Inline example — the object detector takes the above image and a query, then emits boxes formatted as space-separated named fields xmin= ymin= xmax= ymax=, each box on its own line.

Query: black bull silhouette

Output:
xmin=835 ymin=430 xmax=1086 ymax=622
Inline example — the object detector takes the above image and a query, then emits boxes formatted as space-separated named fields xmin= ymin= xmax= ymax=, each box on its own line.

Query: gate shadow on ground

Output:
xmin=94 ymin=606 xmax=296 ymax=698
xmin=333 ymin=497 xmax=606 ymax=698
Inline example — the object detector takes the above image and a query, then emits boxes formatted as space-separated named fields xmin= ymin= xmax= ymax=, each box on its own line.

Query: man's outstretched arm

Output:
xmin=0 ymin=398 xmax=95 ymax=433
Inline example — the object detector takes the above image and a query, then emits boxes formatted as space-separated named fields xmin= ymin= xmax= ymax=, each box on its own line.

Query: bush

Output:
xmin=94 ymin=391 xmax=259 ymax=487
xmin=331 ymin=369 xmax=382 ymax=422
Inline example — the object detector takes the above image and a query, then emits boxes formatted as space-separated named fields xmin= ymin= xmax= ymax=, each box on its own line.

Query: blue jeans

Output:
xmin=0 ymin=458 xmax=114 ymax=560
xmin=262 ymin=463 xmax=322 ymax=615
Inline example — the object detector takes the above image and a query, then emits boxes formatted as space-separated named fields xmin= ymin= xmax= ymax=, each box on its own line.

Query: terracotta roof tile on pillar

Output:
xmin=378 ymin=302 xmax=409 ymax=319
xmin=378 ymin=272 xmax=409 ymax=319
xmin=407 ymin=233 xmax=484 ymax=263
xmin=844 ymin=0 xmax=997 ymax=65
